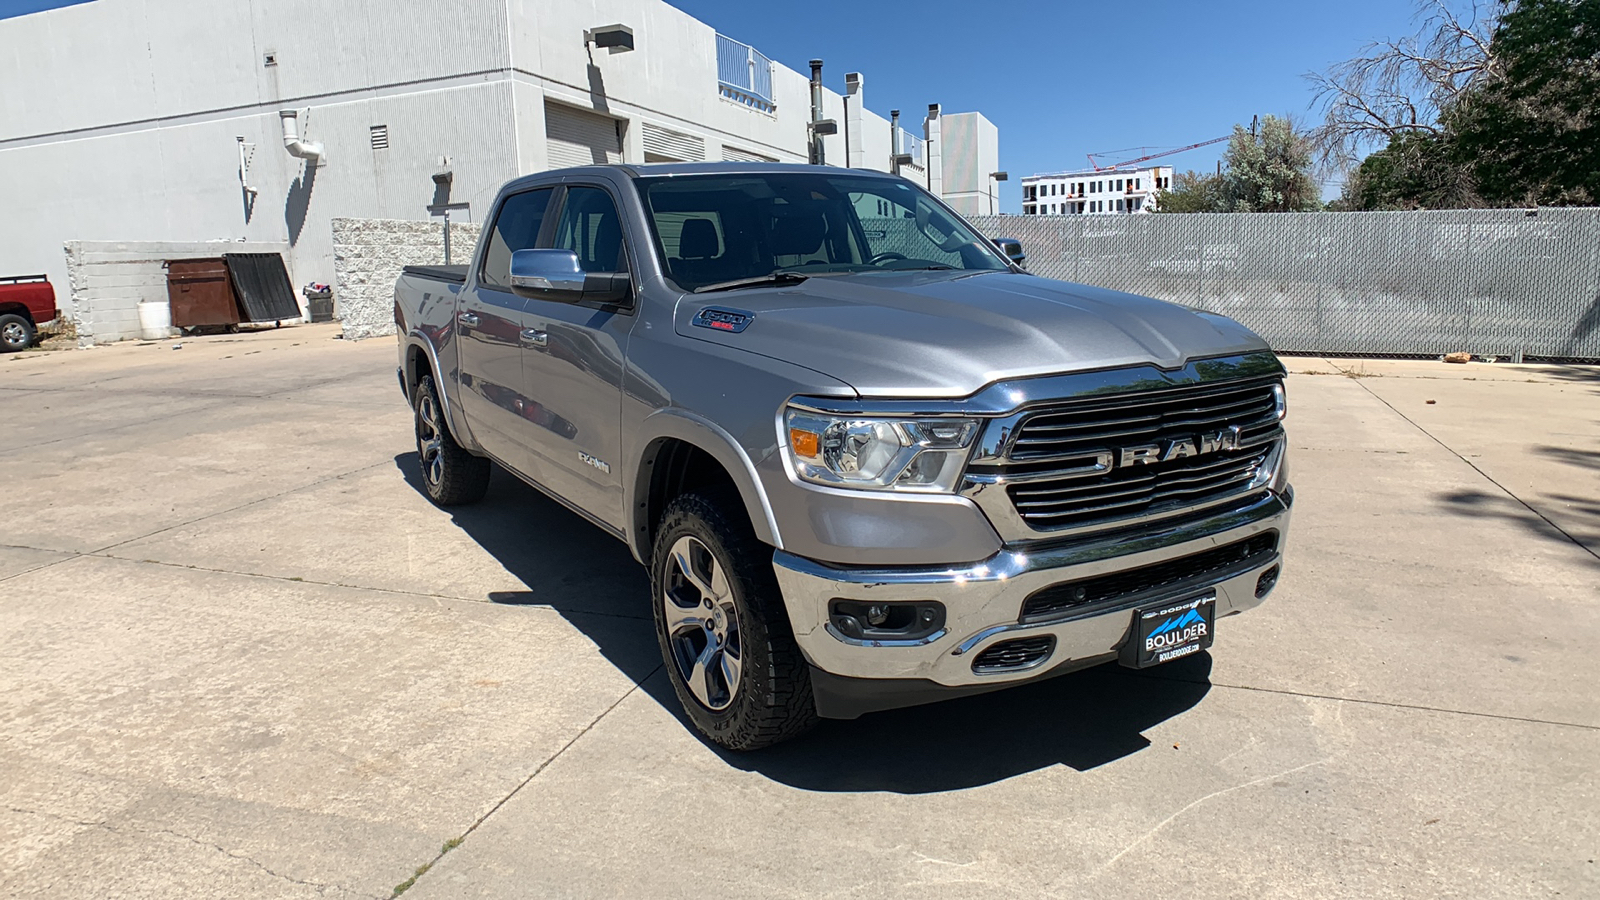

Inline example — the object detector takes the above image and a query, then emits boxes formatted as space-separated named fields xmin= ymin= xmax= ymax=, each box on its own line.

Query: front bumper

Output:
xmin=774 ymin=487 xmax=1292 ymax=718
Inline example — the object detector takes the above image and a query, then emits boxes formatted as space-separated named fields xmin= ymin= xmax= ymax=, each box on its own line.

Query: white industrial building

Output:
xmin=0 ymin=0 xmax=1000 ymax=341
xmin=1021 ymin=166 xmax=1174 ymax=216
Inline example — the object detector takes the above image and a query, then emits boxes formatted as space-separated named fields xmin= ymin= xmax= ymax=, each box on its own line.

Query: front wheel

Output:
xmin=651 ymin=491 xmax=818 ymax=750
xmin=414 ymin=374 xmax=490 ymax=506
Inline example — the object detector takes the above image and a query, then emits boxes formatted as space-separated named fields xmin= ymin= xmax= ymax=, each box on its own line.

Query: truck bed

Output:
xmin=402 ymin=264 xmax=468 ymax=284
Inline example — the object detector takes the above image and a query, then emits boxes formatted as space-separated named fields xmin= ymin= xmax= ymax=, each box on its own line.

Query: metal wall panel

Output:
xmin=968 ymin=209 xmax=1600 ymax=361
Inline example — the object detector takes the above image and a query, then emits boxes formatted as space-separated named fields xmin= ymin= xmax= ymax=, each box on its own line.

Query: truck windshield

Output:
xmin=635 ymin=172 xmax=1010 ymax=291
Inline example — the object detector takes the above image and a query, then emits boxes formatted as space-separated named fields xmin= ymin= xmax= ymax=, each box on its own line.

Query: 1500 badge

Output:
xmin=692 ymin=306 xmax=755 ymax=333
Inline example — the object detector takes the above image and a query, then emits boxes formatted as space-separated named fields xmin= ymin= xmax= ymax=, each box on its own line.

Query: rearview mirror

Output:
xmin=991 ymin=237 xmax=1027 ymax=270
xmin=509 ymin=249 xmax=630 ymax=304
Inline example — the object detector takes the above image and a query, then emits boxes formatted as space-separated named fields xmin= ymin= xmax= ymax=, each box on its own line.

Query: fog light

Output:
xmin=1256 ymin=565 xmax=1280 ymax=598
xmin=828 ymin=599 xmax=945 ymax=642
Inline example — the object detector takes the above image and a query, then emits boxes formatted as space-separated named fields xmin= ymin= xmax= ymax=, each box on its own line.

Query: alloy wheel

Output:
xmin=416 ymin=393 xmax=445 ymax=487
xmin=661 ymin=536 xmax=743 ymax=711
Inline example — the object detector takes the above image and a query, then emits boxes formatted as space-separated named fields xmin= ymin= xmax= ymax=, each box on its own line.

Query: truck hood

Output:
xmin=673 ymin=270 xmax=1270 ymax=398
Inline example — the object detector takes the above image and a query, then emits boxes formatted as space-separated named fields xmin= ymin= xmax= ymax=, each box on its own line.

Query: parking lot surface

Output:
xmin=2 ymin=327 xmax=1597 ymax=899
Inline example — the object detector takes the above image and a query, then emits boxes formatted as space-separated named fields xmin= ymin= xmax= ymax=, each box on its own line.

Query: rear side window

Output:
xmin=480 ymin=187 xmax=554 ymax=289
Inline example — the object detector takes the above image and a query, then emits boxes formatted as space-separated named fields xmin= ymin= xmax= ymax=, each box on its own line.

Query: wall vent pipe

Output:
xmin=808 ymin=59 xmax=824 ymax=166
xmin=279 ymin=109 xmax=326 ymax=166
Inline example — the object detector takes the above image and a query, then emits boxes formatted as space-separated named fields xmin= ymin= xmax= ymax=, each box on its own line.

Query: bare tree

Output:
xmin=1308 ymin=0 xmax=1502 ymax=174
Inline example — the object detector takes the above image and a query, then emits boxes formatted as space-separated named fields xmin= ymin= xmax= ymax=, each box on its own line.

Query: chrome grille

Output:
xmin=1008 ymin=377 xmax=1282 ymax=461
xmin=984 ymin=376 xmax=1284 ymax=532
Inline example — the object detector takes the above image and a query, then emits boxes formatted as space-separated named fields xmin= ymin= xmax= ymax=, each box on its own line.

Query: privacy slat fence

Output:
xmin=966 ymin=209 xmax=1600 ymax=362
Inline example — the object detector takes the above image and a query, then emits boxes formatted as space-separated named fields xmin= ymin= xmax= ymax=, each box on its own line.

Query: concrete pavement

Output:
xmin=2 ymin=328 xmax=1596 ymax=898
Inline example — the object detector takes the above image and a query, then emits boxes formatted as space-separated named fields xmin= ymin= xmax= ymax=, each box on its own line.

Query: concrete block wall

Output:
xmin=63 ymin=240 xmax=292 ymax=347
xmin=332 ymin=218 xmax=482 ymax=341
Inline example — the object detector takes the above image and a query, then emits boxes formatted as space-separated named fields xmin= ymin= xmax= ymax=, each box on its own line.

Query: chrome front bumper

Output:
xmin=774 ymin=488 xmax=1291 ymax=693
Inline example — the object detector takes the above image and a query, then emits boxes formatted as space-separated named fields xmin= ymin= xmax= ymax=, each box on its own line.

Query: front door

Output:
xmin=516 ymin=184 xmax=636 ymax=531
xmin=456 ymin=186 xmax=554 ymax=473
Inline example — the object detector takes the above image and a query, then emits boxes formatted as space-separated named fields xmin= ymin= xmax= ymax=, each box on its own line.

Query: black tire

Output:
xmin=0 ymin=314 xmax=35 ymax=352
xmin=651 ymin=490 xmax=818 ymax=750
xmin=414 ymin=374 xmax=490 ymax=506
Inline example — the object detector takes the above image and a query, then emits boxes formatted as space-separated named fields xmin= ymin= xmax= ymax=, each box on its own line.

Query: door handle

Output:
xmin=520 ymin=328 xmax=548 ymax=349
xmin=458 ymin=311 xmax=480 ymax=327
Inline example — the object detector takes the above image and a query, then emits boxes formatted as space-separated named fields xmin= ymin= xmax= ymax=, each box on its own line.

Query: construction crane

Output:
xmin=1086 ymin=119 xmax=1257 ymax=172
xmin=1086 ymin=135 xmax=1229 ymax=172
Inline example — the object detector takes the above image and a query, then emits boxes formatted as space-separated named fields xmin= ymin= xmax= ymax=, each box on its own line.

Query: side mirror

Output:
xmin=509 ymin=249 xmax=631 ymax=304
xmin=991 ymin=237 xmax=1027 ymax=270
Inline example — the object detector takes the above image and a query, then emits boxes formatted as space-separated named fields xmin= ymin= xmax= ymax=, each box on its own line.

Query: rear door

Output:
xmin=456 ymin=186 xmax=554 ymax=472
xmin=513 ymin=183 xmax=638 ymax=531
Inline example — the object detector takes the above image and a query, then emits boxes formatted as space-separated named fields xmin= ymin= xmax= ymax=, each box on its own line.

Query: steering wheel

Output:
xmin=869 ymin=251 xmax=909 ymax=266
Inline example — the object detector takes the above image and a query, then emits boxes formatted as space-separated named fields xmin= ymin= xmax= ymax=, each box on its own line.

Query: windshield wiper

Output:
xmin=693 ymin=272 xmax=810 ymax=293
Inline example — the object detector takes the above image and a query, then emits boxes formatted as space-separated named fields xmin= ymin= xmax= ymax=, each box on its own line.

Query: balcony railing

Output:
xmin=897 ymin=128 xmax=924 ymax=167
xmin=716 ymin=34 xmax=776 ymax=113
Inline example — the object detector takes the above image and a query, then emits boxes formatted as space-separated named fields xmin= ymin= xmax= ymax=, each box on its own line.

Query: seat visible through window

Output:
xmin=554 ymin=186 xmax=628 ymax=273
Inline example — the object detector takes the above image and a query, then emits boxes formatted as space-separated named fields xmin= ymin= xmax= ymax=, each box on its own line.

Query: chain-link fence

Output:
xmin=966 ymin=209 xmax=1600 ymax=362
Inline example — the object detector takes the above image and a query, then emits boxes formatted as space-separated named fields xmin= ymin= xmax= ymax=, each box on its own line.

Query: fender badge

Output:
xmin=692 ymin=306 xmax=755 ymax=333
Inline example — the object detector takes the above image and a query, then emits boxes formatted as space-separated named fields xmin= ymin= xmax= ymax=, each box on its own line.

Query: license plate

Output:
xmin=1120 ymin=592 xmax=1216 ymax=668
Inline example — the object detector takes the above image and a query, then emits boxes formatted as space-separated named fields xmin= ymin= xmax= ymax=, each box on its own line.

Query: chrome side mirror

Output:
xmin=991 ymin=237 xmax=1027 ymax=270
xmin=509 ymin=249 xmax=631 ymax=304
xmin=510 ymin=249 xmax=585 ymax=296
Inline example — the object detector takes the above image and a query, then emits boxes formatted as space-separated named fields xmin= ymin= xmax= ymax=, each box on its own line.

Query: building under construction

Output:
xmin=1021 ymin=166 xmax=1175 ymax=215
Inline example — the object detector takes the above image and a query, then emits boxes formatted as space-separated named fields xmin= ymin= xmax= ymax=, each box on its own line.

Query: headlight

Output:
xmin=783 ymin=406 xmax=979 ymax=492
xmin=1273 ymin=382 xmax=1287 ymax=420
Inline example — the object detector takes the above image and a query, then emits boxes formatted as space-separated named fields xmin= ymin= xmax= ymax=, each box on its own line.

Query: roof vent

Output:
xmin=370 ymin=125 xmax=389 ymax=150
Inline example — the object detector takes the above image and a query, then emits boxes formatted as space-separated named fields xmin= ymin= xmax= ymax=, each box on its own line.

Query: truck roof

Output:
xmin=501 ymin=161 xmax=907 ymax=193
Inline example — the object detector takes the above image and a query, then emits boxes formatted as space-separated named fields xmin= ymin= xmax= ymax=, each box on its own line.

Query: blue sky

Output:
xmin=3 ymin=0 xmax=1423 ymax=211
xmin=675 ymin=0 xmax=1425 ymax=210
xmin=0 ymin=0 xmax=89 ymax=18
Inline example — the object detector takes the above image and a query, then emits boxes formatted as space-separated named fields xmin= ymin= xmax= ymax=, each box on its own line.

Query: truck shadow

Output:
xmin=395 ymin=455 xmax=1213 ymax=792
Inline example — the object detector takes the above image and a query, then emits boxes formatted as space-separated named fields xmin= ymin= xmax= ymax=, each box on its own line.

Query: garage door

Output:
xmin=546 ymin=102 xmax=622 ymax=169
xmin=722 ymin=145 xmax=776 ymax=163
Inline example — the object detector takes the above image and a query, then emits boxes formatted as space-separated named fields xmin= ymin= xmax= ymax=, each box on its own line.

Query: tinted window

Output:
xmin=552 ymin=186 xmax=629 ymax=273
xmin=637 ymin=172 xmax=1008 ymax=291
xmin=481 ymin=187 xmax=554 ymax=289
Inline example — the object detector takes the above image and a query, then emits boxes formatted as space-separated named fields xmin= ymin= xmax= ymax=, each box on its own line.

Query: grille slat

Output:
xmin=995 ymin=376 xmax=1283 ymax=531
xmin=1021 ymin=380 xmax=1270 ymax=422
xmin=971 ymin=636 xmax=1057 ymax=673
xmin=1012 ymin=453 xmax=1264 ymax=523
xmin=1022 ymin=395 xmax=1274 ymax=437
xmin=1020 ymin=532 xmax=1278 ymax=621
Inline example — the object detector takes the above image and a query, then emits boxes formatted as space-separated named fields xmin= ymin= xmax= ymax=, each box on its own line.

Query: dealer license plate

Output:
xmin=1121 ymin=592 xmax=1216 ymax=669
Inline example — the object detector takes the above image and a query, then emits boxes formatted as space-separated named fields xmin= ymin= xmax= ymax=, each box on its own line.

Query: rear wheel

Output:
xmin=414 ymin=374 xmax=490 ymax=506
xmin=651 ymin=490 xmax=818 ymax=750
xmin=0 ymin=314 xmax=34 ymax=352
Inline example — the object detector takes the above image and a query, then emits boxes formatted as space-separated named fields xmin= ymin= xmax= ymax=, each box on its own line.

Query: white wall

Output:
xmin=0 ymin=0 xmax=992 ymax=337
xmin=939 ymin=112 xmax=1000 ymax=216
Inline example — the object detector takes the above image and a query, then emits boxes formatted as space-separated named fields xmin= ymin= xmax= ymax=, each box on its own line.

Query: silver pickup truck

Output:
xmin=394 ymin=162 xmax=1291 ymax=750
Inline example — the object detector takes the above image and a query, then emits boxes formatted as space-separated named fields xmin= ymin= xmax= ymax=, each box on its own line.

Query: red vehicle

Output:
xmin=0 ymin=275 xmax=60 ymax=352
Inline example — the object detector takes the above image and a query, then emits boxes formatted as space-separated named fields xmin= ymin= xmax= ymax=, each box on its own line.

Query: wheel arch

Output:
xmin=629 ymin=410 xmax=782 ymax=564
xmin=402 ymin=331 xmax=476 ymax=450
xmin=0 ymin=302 xmax=35 ymax=324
